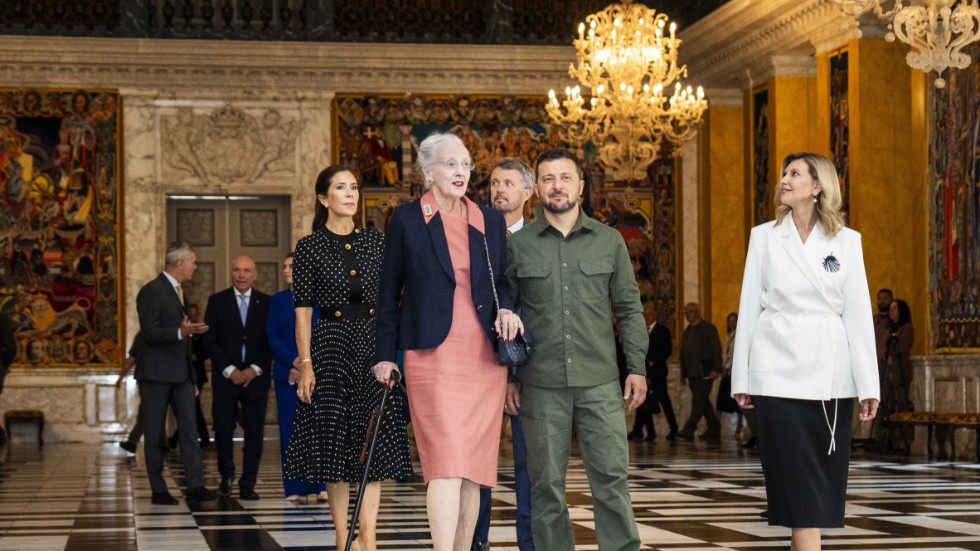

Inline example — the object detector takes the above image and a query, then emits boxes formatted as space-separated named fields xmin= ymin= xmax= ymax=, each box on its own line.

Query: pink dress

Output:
xmin=404 ymin=196 xmax=507 ymax=487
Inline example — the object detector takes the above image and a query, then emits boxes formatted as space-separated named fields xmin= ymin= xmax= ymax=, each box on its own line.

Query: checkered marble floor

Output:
xmin=1 ymin=435 xmax=980 ymax=550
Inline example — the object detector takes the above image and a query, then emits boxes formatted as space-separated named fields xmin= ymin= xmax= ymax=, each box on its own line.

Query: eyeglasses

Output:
xmin=432 ymin=159 xmax=474 ymax=172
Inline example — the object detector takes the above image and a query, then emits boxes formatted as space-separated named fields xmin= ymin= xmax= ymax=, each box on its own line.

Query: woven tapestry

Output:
xmin=929 ymin=44 xmax=980 ymax=350
xmin=830 ymin=50 xmax=850 ymax=214
xmin=0 ymin=88 xmax=124 ymax=367
xmin=752 ymin=87 xmax=770 ymax=226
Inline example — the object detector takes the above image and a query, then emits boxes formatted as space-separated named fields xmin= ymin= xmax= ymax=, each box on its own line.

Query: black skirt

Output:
xmin=754 ymin=395 xmax=854 ymax=528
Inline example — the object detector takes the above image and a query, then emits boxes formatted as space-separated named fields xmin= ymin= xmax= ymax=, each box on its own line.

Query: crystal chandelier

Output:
xmin=829 ymin=0 xmax=980 ymax=88
xmin=546 ymin=0 xmax=707 ymax=182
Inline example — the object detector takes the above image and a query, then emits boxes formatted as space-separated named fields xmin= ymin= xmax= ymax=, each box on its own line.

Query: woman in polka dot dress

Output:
xmin=285 ymin=166 xmax=413 ymax=551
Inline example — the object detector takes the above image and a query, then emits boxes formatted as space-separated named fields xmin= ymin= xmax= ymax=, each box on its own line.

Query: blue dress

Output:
xmin=266 ymin=288 xmax=325 ymax=497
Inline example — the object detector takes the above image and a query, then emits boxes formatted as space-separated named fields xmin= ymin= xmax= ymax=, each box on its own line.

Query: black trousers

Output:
xmin=649 ymin=372 xmax=678 ymax=431
xmin=195 ymin=394 xmax=210 ymax=442
xmin=631 ymin=373 xmax=678 ymax=436
xmin=212 ymin=374 xmax=270 ymax=488
xmin=683 ymin=377 xmax=720 ymax=433
xmin=140 ymin=378 xmax=205 ymax=493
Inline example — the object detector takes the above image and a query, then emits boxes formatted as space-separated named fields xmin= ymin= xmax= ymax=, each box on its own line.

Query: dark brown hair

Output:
xmin=311 ymin=166 xmax=355 ymax=232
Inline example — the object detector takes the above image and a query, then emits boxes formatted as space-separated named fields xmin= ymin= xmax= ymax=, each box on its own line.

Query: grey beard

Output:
xmin=542 ymin=197 xmax=577 ymax=214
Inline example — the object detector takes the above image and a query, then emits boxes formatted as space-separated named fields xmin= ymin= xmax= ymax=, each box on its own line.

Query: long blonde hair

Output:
xmin=773 ymin=152 xmax=846 ymax=236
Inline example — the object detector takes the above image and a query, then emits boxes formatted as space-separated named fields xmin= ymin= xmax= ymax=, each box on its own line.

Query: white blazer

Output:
xmin=731 ymin=220 xmax=879 ymax=401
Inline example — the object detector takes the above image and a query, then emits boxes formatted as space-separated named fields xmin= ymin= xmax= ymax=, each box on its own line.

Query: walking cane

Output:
xmin=345 ymin=369 xmax=402 ymax=551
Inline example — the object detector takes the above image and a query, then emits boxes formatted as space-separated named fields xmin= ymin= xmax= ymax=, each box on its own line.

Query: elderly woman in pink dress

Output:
xmin=372 ymin=132 xmax=523 ymax=551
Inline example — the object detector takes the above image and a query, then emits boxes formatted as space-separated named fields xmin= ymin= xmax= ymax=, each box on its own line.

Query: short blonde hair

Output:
xmin=773 ymin=152 xmax=846 ymax=236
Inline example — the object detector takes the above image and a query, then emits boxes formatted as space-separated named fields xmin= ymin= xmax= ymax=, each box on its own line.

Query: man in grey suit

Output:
xmin=135 ymin=242 xmax=218 ymax=505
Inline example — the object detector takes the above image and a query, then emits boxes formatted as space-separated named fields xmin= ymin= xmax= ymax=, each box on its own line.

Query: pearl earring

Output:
xmin=812 ymin=195 xmax=818 ymax=203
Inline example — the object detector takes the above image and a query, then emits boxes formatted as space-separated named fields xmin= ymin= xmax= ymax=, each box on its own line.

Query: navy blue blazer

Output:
xmin=203 ymin=287 xmax=273 ymax=382
xmin=266 ymin=288 xmax=319 ymax=382
xmin=375 ymin=196 xmax=513 ymax=363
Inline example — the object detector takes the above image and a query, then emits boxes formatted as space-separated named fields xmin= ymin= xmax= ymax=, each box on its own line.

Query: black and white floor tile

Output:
xmin=0 ymin=435 xmax=979 ymax=550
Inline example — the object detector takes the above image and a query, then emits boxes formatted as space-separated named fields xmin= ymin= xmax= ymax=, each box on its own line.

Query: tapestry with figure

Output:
xmin=752 ymin=87 xmax=770 ymax=226
xmin=0 ymin=88 xmax=123 ymax=367
xmin=929 ymin=46 xmax=980 ymax=350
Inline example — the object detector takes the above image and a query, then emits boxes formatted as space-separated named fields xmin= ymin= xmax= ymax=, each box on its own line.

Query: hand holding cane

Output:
xmin=345 ymin=369 xmax=402 ymax=551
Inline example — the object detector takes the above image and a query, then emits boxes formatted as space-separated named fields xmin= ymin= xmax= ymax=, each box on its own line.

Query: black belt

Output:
xmin=323 ymin=304 xmax=376 ymax=319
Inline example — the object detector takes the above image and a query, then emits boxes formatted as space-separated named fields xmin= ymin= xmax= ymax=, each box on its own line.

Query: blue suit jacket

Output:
xmin=203 ymin=287 xmax=273 ymax=384
xmin=375 ymin=197 xmax=513 ymax=363
xmin=266 ymin=288 xmax=319 ymax=382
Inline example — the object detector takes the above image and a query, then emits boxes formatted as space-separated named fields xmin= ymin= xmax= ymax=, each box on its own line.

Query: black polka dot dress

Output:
xmin=284 ymin=226 xmax=413 ymax=484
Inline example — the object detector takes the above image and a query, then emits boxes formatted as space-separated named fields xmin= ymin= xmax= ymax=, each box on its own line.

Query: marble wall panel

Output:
xmin=123 ymin=92 xmax=334 ymax=356
xmin=911 ymin=354 xmax=980 ymax=459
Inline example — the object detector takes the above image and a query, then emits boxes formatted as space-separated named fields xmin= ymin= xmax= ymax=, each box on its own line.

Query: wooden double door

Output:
xmin=166 ymin=195 xmax=292 ymax=316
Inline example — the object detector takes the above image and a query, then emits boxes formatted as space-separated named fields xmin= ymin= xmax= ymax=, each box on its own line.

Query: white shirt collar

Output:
xmin=236 ymin=288 xmax=252 ymax=299
xmin=507 ymin=217 xmax=525 ymax=234
xmin=161 ymin=271 xmax=179 ymax=290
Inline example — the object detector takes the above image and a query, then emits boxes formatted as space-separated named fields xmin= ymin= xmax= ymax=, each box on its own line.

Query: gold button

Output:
xmin=349 ymin=269 xmax=357 ymax=277
xmin=369 ymin=308 xmax=375 ymax=315
xmin=354 ymin=228 xmax=360 ymax=233
xmin=344 ymin=243 xmax=352 ymax=250
xmin=334 ymin=310 xmax=342 ymax=318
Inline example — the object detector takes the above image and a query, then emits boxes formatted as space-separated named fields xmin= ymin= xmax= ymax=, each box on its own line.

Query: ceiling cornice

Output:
xmin=678 ymin=0 xmax=850 ymax=89
xmin=0 ymin=36 xmax=577 ymax=96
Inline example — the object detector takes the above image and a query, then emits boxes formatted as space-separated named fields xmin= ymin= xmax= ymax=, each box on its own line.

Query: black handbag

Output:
xmin=482 ymin=235 xmax=533 ymax=367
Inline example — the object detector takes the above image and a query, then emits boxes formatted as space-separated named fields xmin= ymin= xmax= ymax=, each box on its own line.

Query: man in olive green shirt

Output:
xmin=505 ymin=148 xmax=648 ymax=551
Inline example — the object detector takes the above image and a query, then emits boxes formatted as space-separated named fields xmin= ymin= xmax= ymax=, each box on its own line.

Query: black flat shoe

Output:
xmin=219 ymin=478 xmax=233 ymax=497
xmin=742 ymin=437 xmax=758 ymax=449
xmin=666 ymin=429 xmax=678 ymax=441
xmin=186 ymin=486 xmax=219 ymax=502
xmin=644 ymin=433 xmax=656 ymax=442
xmin=151 ymin=492 xmax=179 ymax=505
xmin=239 ymin=487 xmax=260 ymax=501
xmin=627 ymin=431 xmax=643 ymax=441
xmin=119 ymin=441 xmax=137 ymax=454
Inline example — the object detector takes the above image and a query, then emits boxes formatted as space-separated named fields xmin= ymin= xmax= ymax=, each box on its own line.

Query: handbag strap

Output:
xmin=482 ymin=235 xmax=501 ymax=317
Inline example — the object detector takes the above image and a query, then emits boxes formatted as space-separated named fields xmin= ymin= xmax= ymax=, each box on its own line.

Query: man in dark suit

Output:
xmin=204 ymin=255 xmax=273 ymax=501
xmin=473 ymin=158 xmax=536 ymax=551
xmin=135 ymin=242 xmax=218 ymax=505
xmin=677 ymin=302 xmax=723 ymax=441
xmin=629 ymin=305 xmax=678 ymax=441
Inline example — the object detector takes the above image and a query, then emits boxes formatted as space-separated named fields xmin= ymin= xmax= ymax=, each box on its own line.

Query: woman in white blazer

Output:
xmin=732 ymin=152 xmax=880 ymax=551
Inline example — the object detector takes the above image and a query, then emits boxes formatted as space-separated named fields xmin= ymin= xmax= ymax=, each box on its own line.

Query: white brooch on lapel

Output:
xmin=822 ymin=253 xmax=840 ymax=273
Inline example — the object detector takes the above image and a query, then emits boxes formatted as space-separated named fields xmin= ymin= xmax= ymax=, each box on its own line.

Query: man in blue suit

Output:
xmin=204 ymin=256 xmax=273 ymax=501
